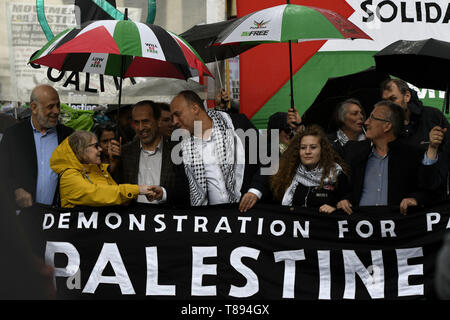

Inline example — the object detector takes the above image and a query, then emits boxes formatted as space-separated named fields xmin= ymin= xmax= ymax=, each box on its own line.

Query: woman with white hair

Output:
xmin=328 ymin=98 xmax=366 ymax=157
xmin=50 ymin=130 xmax=153 ymax=208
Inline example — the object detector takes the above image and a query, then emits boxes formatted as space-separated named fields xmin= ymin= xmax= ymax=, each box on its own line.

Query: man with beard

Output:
xmin=0 ymin=85 xmax=73 ymax=209
xmin=381 ymin=78 xmax=450 ymax=153
xmin=113 ymin=100 xmax=189 ymax=205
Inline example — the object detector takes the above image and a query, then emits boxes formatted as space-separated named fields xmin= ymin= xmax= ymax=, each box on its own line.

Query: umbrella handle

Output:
xmin=288 ymin=40 xmax=295 ymax=111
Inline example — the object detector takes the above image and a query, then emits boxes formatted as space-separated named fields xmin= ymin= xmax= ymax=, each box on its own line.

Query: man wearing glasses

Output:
xmin=337 ymin=100 xmax=438 ymax=215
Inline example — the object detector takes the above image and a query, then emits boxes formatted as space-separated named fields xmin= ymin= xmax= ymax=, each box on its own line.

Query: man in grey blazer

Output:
xmin=112 ymin=100 xmax=189 ymax=206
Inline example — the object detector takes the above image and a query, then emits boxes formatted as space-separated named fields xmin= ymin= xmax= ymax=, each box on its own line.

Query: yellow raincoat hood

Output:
xmin=51 ymin=137 xmax=86 ymax=174
xmin=50 ymin=137 xmax=139 ymax=208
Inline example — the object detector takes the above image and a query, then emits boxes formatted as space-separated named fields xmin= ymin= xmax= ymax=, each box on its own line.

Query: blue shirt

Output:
xmin=31 ymin=119 xmax=59 ymax=205
xmin=359 ymin=147 xmax=389 ymax=206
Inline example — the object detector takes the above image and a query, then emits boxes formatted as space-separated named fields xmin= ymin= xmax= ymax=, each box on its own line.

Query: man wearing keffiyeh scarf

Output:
xmin=170 ymin=91 xmax=262 ymax=207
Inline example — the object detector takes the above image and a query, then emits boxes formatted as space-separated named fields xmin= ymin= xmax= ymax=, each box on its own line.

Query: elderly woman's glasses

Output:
xmin=87 ymin=142 xmax=101 ymax=149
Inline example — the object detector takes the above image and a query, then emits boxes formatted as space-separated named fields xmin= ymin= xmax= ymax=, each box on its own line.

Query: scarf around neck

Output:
xmin=181 ymin=110 xmax=243 ymax=206
xmin=336 ymin=129 xmax=365 ymax=147
xmin=281 ymin=162 xmax=343 ymax=206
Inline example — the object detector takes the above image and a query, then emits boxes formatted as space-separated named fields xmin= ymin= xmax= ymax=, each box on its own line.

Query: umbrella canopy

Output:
xmin=180 ymin=19 xmax=257 ymax=63
xmin=213 ymin=4 xmax=371 ymax=45
xmin=212 ymin=3 xmax=371 ymax=110
xmin=302 ymin=67 xmax=391 ymax=132
xmin=374 ymin=38 xmax=450 ymax=91
xmin=374 ymin=38 xmax=450 ymax=114
xmin=29 ymin=19 xmax=212 ymax=80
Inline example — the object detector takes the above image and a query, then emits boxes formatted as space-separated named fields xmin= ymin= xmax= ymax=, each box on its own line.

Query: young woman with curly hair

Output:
xmin=239 ymin=125 xmax=351 ymax=213
xmin=270 ymin=125 xmax=351 ymax=213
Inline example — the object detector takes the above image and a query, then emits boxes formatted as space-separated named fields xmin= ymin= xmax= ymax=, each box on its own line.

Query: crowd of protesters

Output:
xmin=1 ymin=81 xmax=450 ymax=212
xmin=1 ymin=80 xmax=450 ymax=298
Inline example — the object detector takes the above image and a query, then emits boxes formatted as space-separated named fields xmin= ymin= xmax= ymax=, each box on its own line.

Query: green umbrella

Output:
xmin=213 ymin=2 xmax=372 ymax=111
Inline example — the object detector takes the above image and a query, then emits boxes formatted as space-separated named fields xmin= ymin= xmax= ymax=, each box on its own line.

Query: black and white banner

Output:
xmin=19 ymin=202 xmax=450 ymax=300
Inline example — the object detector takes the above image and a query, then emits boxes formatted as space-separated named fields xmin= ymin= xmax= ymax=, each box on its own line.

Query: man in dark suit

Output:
xmin=338 ymin=100 xmax=437 ymax=215
xmin=113 ymin=100 xmax=189 ymax=205
xmin=170 ymin=90 xmax=262 ymax=207
xmin=0 ymin=85 xmax=73 ymax=209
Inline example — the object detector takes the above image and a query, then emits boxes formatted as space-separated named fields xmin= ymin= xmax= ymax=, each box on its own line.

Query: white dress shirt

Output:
xmin=137 ymin=139 xmax=167 ymax=204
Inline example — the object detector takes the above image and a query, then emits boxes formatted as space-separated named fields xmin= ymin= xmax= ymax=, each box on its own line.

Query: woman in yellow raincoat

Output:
xmin=50 ymin=130 xmax=152 ymax=208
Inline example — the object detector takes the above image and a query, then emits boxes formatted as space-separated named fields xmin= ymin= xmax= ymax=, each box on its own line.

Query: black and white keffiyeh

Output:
xmin=281 ymin=163 xmax=343 ymax=206
xmin=181 ymin=110 xmax=243 ymax=206
xmin=336 ymin=129 xmax=365 ymax=147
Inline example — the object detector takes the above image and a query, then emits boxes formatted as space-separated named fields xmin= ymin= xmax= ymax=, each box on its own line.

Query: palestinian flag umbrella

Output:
xmin=212 ymin=2 xmax=372 ymax=111
xmin=29 ymin=11 xmax=212 ymax=127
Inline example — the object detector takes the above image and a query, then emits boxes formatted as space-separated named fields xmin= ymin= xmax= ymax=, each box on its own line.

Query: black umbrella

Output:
xmin=374 ymin=38 xmax=450 ymax=113
xmin=180 ymin=19 xmax=257 ymax=63
xmin=302 ymin=67 xmax=390 ymax=132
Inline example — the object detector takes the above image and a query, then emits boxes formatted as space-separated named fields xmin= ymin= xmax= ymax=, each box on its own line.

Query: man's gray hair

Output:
xmin=68 ymin=130 xmax=96 ymax=163
xmin=374 ymin=100 xmax=405 ymax=137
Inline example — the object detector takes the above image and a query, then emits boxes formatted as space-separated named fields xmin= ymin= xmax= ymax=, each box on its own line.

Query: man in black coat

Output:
xmin=170 ymin=90 xmax=263 ymax=207
xmin=112 ymin=100 xmax=189 ymax=206
xmin=381 ymin=79 xmax=450 ymax=200
xmin=381 ymin=78 xmax=450 ymax=153
xmin=0 ymin=85 xmax=73 ymax=209
xmin=338 ymin=100 xmax=437 ymax=215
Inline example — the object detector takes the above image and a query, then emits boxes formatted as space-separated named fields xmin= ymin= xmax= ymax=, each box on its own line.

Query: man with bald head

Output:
xmin=0 ymin=84 xmax=73 ymax=209
xmin=170 ymin=90 xmax=263 ymax=207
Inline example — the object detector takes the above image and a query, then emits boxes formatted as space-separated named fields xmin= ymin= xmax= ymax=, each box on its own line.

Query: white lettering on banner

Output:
xmin=145 ymin=247 xmax=176 ymax=296
xmin=339 ymin=220 xmax=398 ymax=238
xmin=270 ymin=220 xmax=286 ymax=236
xmin=77 ymin=212 xmax=98 ymax=229
xmin=40 ymin=213 xmax=312 ymax=238
xmin=58 ymin=212 xmax=71 ymax=229
xmin=44 ymin=241 xmax=430 ymax=298
xmin=229 ymin=247 xmax=260 ymax=298
xmin=427 ymin=212 xmax=441 ymax=231
xmin=194 ymin=216 xmax=208 ymax=233
xmin=293 ymin=221 xmax=309 ymax=238
xmin=105 ymin=213 xmax=122 ymax=229
xmin=396 ymin=247 xmax=424 ymax=296
xmin=338 ymin=220 xmax=349 ymax=238
xmin=380 ymin=220 xmax=396 ymax=237
xmin=356 ymin=220 xmax=374 ymax=238
xmin=42 ymin=213 xmax=54 ymax=230
xmin=83 ymin=243 xmax=135 ymax=295
xmin=318 ymin=250 xmax=331 ymax=300
xmin=153 ymin=214 xmax=166 ymax=232
xmin=237 ymin=216 xmax=252 ymax=233
xmin=273 ymin=250 xmax=306 ymax=299
xmin=45 ymin=241 xmax=80 ymax=289
xmin=191 ymin=247 xmax=217 ymax=296
xmin=129 ymin=214 xmax=146 ymax=231
xmin=214 ymin=217 xmax=232 ymax=233
xmin=173 ymin=215 xmax=188 ymax=232
xmin=343 ymin=250 xmax=385 ymax=299
xmin=320 ymin=0 xmax=450 ymax=52
xmin=257 ymin=218 xmax=264 ymax=235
